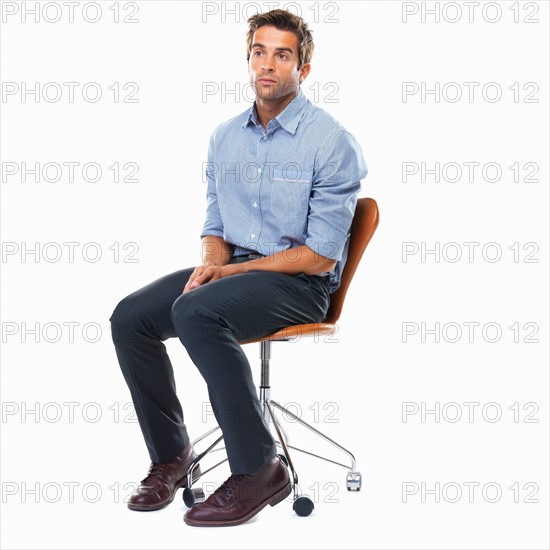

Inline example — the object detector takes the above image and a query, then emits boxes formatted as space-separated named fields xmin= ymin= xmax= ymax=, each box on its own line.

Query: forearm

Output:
xmin=201 ymin=236 xmax=234 ymax=267
xmin=184 ymin=244 xmax=335 ymax=292
xmin=224 ymin=245 xmax=336 ymax=277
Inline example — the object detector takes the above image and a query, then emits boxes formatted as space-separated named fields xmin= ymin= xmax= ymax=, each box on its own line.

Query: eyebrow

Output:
xmin=251 ymin=42 xmax=294 ymax=55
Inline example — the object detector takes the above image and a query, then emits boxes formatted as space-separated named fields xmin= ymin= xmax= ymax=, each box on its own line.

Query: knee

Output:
xmin=109 ymin=294 xmax=146 ymax=345
xmin=170 ymin=293 xmax=220 ymax=345
xmin=169 ymin=293 xmax=196 ymax=335
xmin=110 ymin=295 xmax=135 ymax=326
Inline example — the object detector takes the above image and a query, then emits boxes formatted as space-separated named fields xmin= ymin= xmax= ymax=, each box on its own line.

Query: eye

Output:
xmin=277 ymin=53 xmax=288 ymax=60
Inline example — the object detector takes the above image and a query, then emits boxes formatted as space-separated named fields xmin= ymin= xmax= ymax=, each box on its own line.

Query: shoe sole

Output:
xmin=128 ymin=466 xmax=201 ymax=512
xmin=183 ymin=481 xmax=292 ymax=527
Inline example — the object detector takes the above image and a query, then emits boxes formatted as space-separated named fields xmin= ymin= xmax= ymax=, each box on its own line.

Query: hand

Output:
xmin=183 ymin=264 xmax=231 ymax=293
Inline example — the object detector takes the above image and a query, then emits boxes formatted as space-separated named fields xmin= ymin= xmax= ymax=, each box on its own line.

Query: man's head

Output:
xmin=246 ymin=9 xmax=314 ymax=102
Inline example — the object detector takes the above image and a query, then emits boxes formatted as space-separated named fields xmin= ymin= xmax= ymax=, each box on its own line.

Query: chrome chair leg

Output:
xmin=269 ymin=400 xmax=362 ymax=491
xmin=183 ymin=337 xmax=362 ymax=512
xmin=266 ymin=400 xmax=315 ymax=516
xmin=182 ymin=429 xmax=227 ymax=507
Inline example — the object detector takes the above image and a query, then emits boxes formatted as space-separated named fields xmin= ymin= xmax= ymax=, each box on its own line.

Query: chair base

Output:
xmin=182 ymin=340 xmax=362 ymax=513
xmin=267 ymin=398 xmax=362 ymax=492
xmin=182 ymin=395 xmax=362 ymax=512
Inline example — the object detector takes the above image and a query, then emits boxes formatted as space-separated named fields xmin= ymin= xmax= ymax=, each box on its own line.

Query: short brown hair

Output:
xmin=246 ymin=9 xmax=314 ymax=70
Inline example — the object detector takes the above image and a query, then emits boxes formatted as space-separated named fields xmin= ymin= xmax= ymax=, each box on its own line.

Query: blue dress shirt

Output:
xmin=201 ymin=88 xmax=368 ymax=293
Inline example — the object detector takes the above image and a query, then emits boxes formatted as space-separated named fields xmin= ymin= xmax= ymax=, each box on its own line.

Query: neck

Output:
xmin=255 ymin=90 xmax=298 ymax=129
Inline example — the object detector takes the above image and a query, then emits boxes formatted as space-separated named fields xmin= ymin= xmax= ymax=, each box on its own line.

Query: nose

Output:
xmin=261 ymin=55 xmax=275 ymax=72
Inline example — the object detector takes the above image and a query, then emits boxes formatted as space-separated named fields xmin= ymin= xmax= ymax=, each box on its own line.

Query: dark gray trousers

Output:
xmin=109 ymin=258 xmax=331 ymax=474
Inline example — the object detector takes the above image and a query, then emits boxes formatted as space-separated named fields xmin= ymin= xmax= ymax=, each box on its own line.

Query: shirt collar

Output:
xmin=242 ymin=87 xmax=308 ymax=135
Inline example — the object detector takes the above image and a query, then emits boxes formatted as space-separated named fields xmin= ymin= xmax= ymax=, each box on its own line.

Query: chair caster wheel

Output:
xmin=277 ymin=453 xmax=289 ymax=468
xmin=293 ymin=495 xmax=314 ymax=517
xmin=183 ymin=487 xmax=205 ymax=508
xmin=346 ymin=471 xmax=362 ymax=491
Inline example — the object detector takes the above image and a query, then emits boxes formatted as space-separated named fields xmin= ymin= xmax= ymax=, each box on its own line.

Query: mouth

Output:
xmin=257 ymin=78 xmax=277 ymax=85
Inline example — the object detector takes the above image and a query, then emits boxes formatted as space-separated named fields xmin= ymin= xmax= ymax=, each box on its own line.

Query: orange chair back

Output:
xmin=323 ymin=198 xmax=379 ymax=324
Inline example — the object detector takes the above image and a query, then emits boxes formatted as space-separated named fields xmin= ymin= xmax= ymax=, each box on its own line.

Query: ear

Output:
xmin=299 ymin=63 xmax=311 ymax=83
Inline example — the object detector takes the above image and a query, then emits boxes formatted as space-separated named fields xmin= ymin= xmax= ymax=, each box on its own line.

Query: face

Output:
xmin=248 ymin=25 xmax=311 ymax=102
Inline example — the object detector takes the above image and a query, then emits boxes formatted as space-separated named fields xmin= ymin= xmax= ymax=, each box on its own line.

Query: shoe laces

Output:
xmin=141 ymin=462 xmax=168 ymax=485
xmin=215 ymin=473 xmax=250 ymax=501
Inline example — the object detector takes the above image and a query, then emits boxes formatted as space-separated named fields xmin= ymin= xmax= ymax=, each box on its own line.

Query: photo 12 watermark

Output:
xmin=401 ymin=2 xmax=540 ymax=24
xmin=1 ymin=242 xmax=140 ymax=264
xmin=401 ymin=401 xmax=540 ymax=423
xmin=1 ymin=82 xmax=139 ymax=104
xmin=1 ymin=401 xmax=137 ymax=424
xmin=1 ymin=2 xmax=140 ymax=24
xmin=201 ymin=2 xmax=340 ymax=24
xmin=1 ymin=162 xmax=140 ymax=184
xmin=201 ymin=80 xmax=340 ymax=104
xmin=402 ymin=82 xmax=539 ymax=103
xmin=402 ymin=481 xmax=540 ymax=503
xmin=201 ymin=400 xmax=340 ymax=424
xmin=401 ymin=162 xmax=540 ymax=184
xmin=0 ymin=478 xmax=341 ymax=505
xmin=401 ymin=242 xmax=540 ymax=263
xmin=401 ymin=321 xmax=540 ymax=343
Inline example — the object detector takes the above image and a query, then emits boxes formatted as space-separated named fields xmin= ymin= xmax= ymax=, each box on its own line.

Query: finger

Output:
xmin=190 ymin=272 xmax=209 ymax=288
xmin=183 ymin=269 xmax=199 ymax=293
xmin=188 ymin=267 xmax=202 ymax=282
xmin=192 ymin=267 xmax=220 ymax=287
xmin=183 ymin=273 xmax=208 ymax=293
xmin=184 ymin=266 xmax=204 ymax=289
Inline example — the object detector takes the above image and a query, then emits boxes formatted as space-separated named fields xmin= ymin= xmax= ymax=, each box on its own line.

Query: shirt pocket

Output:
xmin=270 ymin=167 xmax=312 ymax=219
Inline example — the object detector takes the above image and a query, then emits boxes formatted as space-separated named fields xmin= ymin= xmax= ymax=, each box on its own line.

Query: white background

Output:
xmin=1 ymin=1 xmax=548 ymax=549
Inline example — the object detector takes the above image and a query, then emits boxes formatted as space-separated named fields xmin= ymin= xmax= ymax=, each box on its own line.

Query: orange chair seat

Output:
xmin=241 ymin=322 xmax=336 ymax=345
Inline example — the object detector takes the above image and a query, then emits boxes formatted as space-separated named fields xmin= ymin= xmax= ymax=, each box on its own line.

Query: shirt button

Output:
xmin=252 ymin=201 xmax=258 ymax=208
xmin=263 ymin=136 xmax=268 ymax=140
xmin=250 ymin=233 xmax=256 ymax=239
xmin=257 ymin=168 xmax=262 ymax=174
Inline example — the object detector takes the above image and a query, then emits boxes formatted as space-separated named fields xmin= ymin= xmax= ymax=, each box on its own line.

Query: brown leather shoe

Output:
xmin=183 ymin=456 xmax=291 ymax=526
xmin=128 ymin=444 xmax=201 ymax=511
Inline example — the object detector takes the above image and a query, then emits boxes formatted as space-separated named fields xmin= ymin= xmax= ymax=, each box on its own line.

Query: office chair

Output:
xmin=183 ymin=197 xmax=380 ymax=516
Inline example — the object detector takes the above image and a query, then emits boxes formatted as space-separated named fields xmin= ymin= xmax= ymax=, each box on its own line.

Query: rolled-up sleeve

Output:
xmin=200 ymin=131 xmax=224 ymax=239
xmin=305 ymin=128 xmax=368 ymax=261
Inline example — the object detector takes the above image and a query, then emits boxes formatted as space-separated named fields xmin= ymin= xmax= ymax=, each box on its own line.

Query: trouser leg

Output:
xmin=109 ymin=268 xmax=194 ymax=464
xmin=170 ymin=270 xmax=330 ymax=474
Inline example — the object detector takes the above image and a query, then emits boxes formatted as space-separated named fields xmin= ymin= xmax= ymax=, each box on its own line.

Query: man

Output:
xmin=109 ymin=9 xmax=367 ymax=527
